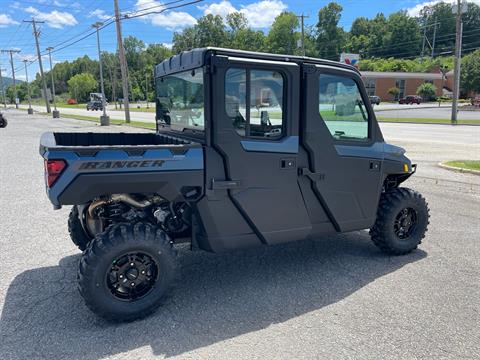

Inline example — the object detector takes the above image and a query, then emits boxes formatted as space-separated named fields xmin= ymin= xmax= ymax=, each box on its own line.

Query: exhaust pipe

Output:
xmin=88 ymin=194 xmax=161 ymax=217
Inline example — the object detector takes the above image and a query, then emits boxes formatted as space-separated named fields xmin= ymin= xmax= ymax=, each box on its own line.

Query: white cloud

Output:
xmin=150 ymin=11 xmax=196 ymax=30
xmin=0 ymin=13 xmax=19 ymax=27
xmin=24 ymin=6 xmax=78 ymax=29
xmin=89 ymin=9 xmax=112 ymax=21
xmin=133 ymin=0 xmax=196 ymax=30
xmin=406 ymin=0 xmax=480 ymax=17
xmin=162 ymin=42 xmax=173 ymax=49
xmin=200 ymin=0 xmax=287 ymax=28
xmin=202 ymin=0 xmax=236 ymax=18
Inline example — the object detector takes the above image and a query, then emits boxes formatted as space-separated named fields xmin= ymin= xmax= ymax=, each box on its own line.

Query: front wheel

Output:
xmin=78 ymin=222 xmax=177 ymax=321
xmin=370 ymin=187 xmax=429 ymax=255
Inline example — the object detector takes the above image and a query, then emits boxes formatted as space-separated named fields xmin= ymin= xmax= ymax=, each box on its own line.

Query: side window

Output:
xmin=225 ymin=68 xmax=247 ymax=135
xmin=225 ymin=68 xmax=284 ymax=138
xmin=319 ymin=74 xmax=369 ymax=141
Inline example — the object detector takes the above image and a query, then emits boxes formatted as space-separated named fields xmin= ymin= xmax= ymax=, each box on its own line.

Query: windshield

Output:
xmin=156 ymin=69 xmax=205 ymax=132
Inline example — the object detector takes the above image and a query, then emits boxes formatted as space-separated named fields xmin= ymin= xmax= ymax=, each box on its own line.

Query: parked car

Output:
xmin=86 ymin=100 xmax=104 ymax=111
xmin=39 ymin=47 xmax=430 ymax=322
xmin=67 ymin=98 xmax=77 ymax=105
xmin=399 ymin=95 xmax=422 ymax=105
xmin=369 ymin=95 xmax=381 ymax=105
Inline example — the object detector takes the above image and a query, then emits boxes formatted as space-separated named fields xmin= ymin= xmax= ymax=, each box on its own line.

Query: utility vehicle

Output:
xmin=40 ymin=48 xmax=429 ymax=321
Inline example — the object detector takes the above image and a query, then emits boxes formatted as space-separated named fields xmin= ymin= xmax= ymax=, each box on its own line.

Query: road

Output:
xmin=377 ymin=105 xmax=480 ymax=120
xmin=1 ymin=109 xmax=479 ymax=360
xmin=19 ymin=103 xmax=480 ymax=122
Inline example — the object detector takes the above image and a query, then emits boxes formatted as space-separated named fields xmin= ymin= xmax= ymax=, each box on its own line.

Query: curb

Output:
xmin=378 ymin=120 xmax=480 ymax=126
xmin=438 ymin=162 xmax=480 ymax=176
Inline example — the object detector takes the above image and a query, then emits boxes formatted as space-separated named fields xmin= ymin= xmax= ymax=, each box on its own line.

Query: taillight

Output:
xmin=45 ymin=159 xmax=66 ymax=187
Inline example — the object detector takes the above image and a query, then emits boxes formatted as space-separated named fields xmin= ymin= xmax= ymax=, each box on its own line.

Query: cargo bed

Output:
xmin=39 ymin=132 xmax=204 ymax=208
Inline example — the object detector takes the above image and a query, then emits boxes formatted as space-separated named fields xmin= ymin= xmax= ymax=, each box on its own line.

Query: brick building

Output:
xmin=360 ymin=71 xmax=445 ymax=101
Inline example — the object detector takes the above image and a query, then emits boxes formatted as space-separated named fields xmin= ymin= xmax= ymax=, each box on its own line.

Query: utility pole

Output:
xmin=23 ymin=60 xmax=33 ymax=114
xmin=108 ymin=65 xmax=117 ymax=109
xmin=421 ymin=20 xmax=427 ymax=60
xmin=114 ymin=0 xmax=130 ymax=123
xmin=451 ymin=0 xmax=464 ymax=124
xmin=296 ymin=14 xmax=309 ymax=56
xmin=92 ymin=22 xmax=110 ymax=126
xmin=46 ymin=47 xmax=59 ymax=118
xmin=145 ymin=71 xmax=149 ymax=108
xmin=431 ymin=17 xmax=438 ymax=58
xmin=24 ymin=18 xmax=50 ymax=113
xmin=1 ymin=49 xmax=21 ymax=108
xmin=0 ymin=67 xmax=7 ymax=108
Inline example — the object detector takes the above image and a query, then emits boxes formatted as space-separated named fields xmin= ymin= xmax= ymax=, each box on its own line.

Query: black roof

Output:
xmin=155 ymin=47 xmax=359 ymax=77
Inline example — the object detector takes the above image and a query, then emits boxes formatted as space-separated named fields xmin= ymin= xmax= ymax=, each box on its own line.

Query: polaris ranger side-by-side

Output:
xmin=39 ymin=48 xmax=429 ymax=321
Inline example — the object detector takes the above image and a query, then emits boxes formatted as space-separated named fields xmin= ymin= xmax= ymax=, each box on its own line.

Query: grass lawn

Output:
xmin=443 ymin=160 xmax=480 ymax=172
xmin=378 ymin=117 xmax=480 ymax=125
xmin=39 ymin=112 xmax=156 ymax=130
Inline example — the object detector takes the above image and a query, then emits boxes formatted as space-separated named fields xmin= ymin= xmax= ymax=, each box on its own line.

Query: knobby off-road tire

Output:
xmin=370 ymin=187 xmax=430 ymax=255
xmin=68 ymin=206 xmax=92 ymax=251
xmin=78 ymin=222 xmax=177 ymax=322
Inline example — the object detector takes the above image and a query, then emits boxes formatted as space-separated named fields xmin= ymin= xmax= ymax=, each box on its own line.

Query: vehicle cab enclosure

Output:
xmin=154 ymin=48 xmax=413 ymax=252
xmin=41 ymin=47 xmax=414 ymax=253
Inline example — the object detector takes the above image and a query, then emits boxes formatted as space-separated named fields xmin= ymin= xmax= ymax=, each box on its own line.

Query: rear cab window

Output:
xmin=318 ymin=73 xmax=369 ymax=142
xmin=156 ymin=69 xmax=205 ymax=133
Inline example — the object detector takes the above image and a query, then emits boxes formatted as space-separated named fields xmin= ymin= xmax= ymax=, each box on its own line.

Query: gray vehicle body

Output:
xmin=40 ymin=47 xmax=414 ymax=253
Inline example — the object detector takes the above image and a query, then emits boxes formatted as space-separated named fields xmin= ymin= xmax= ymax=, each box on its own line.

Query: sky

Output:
xmin=0 ymin=0 xmax=475 ymax=81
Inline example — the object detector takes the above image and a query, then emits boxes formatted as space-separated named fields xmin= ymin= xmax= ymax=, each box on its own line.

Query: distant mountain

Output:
xmin=1 ymin=76 xmax=23 ymax=91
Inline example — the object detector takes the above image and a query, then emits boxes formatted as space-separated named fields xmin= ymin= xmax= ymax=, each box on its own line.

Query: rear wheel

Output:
xmin=370 ymin=187 xmax=429 ymax=255
xmin=68 ymin=206 xmax=93 ymax=251
xmin=78 ymin=222 xmax=177 ymax=321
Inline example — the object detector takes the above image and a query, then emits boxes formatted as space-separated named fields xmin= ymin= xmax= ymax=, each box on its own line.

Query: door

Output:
xmin=211 ymin=56 xmax=311 ymax=245
xmin=301 ymin=65 xmax=384 ymax=232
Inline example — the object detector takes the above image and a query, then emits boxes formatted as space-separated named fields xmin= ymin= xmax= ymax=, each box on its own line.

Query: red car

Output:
xmin=399 ymin=95 xmax=422 ymax=104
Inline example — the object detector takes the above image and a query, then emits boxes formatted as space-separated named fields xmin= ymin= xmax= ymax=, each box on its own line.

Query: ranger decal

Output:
xmin=78 ymin=160 xmax=166 ymax=170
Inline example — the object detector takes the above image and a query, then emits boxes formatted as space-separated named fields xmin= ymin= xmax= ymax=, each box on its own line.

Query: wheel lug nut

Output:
xmin=119 ymin=275 xmax=123 ymax=278
xmin=130 ymin=263 xmax=134 ymax=266
xmin=131 ymin=282 xmax=135 ymax=286
xmin=141 ymin=270 xmax=145 ymax=274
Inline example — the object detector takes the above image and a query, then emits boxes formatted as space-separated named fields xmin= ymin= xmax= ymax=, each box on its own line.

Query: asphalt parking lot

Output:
xmin=0 ymin=110 xmax=479 ymax=360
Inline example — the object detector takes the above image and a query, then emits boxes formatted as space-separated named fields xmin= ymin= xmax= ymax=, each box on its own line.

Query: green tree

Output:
xmin=416 ymin=82 xmax=437 ymax=101
xmin=461 ymin=49 xmax=480 ymax=94
xmin=388 ymin=87 xmax=400 ymax=100
xmin=266 ymin=12 xmax=299 ymax=55
xmin=227 ymin=12 xmax=266 ymax=52
xmin=316 ymin=2 xmax=345 ymax=60
xmin=67 ymin=73 xmax=98 ymax=102
xmin=383 ymin=11 xmax=421 ymax=58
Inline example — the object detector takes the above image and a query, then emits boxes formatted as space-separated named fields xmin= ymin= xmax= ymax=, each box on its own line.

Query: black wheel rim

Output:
xmin=106 ymin=252 xmax=159 ymax=302
xmin=394 ymin=207 xmax=417 ymax=240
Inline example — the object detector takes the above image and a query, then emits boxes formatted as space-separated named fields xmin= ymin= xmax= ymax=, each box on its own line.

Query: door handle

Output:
xmin=280 ymin=158 xmax=296 ymax=169
xmin=369 ymin=160 xmax=381 ymax=171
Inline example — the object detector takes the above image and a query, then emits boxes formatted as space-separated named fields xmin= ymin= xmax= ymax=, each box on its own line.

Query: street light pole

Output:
xmin=46 ymin=47 xmax=59 ymax=118
xmin=23 ymin=60 xmax=33 ymax=114
xmin=0 ymin=67 xmax=7 ymax=108
xmin=92 ymin=22 xmax=109 ymax=126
